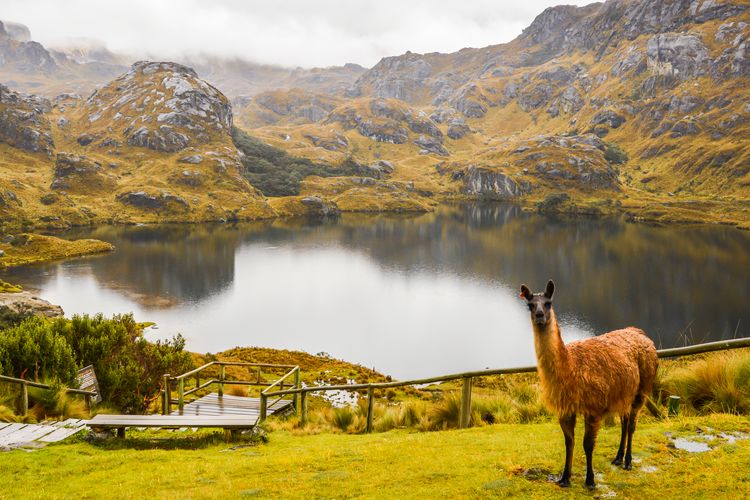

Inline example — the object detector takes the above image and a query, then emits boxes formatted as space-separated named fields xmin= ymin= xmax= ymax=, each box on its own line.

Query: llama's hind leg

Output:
xmin=557 ymin=414 xmax=576 ymax=487
xmin=612 ymin=414 xmax=628 ymax=466
xmin=624 ymin=394 xmax=646 ymax=470
xmin=583 ymin=415 xmax=602 ymax=489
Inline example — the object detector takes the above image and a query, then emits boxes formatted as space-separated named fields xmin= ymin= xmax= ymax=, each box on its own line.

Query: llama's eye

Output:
xmin=544 ymin=302 xmax=551 ymax=308
xmin=527 ymin=303 xmax=534 ymax=310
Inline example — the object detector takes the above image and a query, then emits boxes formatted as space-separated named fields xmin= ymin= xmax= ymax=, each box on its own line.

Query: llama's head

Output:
xmin=520 ymin=280 xmax=555 ymax=327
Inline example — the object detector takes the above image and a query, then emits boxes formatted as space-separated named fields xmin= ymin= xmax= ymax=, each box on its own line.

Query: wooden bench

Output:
xmin=88 ymin=414 xmax=258 ymax=441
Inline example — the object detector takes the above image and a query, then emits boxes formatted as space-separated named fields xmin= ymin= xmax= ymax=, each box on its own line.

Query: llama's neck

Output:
xmin=532 ymin=311 xmax=573 ymax=385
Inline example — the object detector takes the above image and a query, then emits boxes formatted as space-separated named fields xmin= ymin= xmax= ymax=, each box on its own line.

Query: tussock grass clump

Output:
xmin=659 ymin=350 xmax=750 ymax=415
xmin=27 ymin=383 xmax=89 ymax=421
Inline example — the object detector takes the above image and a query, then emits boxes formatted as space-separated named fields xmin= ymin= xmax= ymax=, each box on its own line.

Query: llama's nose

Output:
xmin=535 ymin=310 xmax=544 ymax=318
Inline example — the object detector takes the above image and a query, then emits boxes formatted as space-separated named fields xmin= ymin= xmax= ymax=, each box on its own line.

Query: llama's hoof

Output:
xmin=585 ymin=481 xmax=596 ymax=490
xmin=623 ymin=463 xmax=633 ymax=471
xmin=611 ymin=457 xmax=623 ymax=466
xmin=556 ymin=477 xmax=571 ymax=488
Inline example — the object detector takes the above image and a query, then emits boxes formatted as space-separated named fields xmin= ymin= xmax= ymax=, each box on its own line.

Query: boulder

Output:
xmin=591 ymin=110 xmax=626 ymax=129
xmin=414 ymin=136 xmax=449 ymax=156
xmin=116 ymin=190 xmax=190 ymax=211
xmin=0 ymin=84 xmax=54 ymax=155
xmin=51 ymin=153 xmax=114 ymax=192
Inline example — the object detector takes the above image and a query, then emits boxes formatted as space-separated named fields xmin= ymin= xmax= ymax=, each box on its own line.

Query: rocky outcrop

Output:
xmin=0 ymin=84 xmax=54 ymax=155
xmin=253 ymin=89 xmax=337 ymax=123
xmin=79 ymin=61 xmax=233 ymax=153
xmin=414 ymin=136 xmax=449 ymax=156
xmin=464 ymin=167 xmax=529 ymax=198
xmin=116 ymin=190 xmax=190 ymax=211
xmin=646 ymin=33 xmax=710 ymax=79
xmin=51 ymin=153 xmax=115 ymax=192
xmin=349 ymin=52 xmax=433 ymax=102
xmin=0 ymin=21 xmax=57 ymax=74
xmin=0 ymin=291 xmax=63 ymax=328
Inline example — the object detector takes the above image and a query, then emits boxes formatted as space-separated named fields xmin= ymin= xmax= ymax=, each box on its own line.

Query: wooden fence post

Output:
xmin=300 ymin=390 xmax=308 ymax=426
xmin=20 ymin=381 xmax=28 ymax=417
xmin=366 ymin=386 xmax=375 ymax=433
xmin=178 ymin=378 xmax=185 ymax=415
xmin=218 ymin=365 xmax=225 ymax=398
xmin=163 ymin=374 xmax=171 ymax=415
xmin=260 ymin=393 xmax=268 ymax=422
xmin=667 ymin=395 xmax=681 ymax=416
xmin=293 ymin=367 xmax=301 ymax=413
xmin=459 ymin=377 xmax=473 ymax=429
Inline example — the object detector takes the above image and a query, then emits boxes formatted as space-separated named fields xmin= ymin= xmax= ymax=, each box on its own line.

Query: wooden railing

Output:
xmin=260 ymin=365 xmax=301 ymax=420
xmin=0 ymin=374 xmax=98 ymax=417
xmin=162 ymin=361 xmax=301 ymax=415
xmin=266 ymin=336 xmax=750 ymax=432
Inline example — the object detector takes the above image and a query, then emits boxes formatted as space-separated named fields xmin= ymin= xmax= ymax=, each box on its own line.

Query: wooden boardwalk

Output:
xmin=0 ymin=419 xmax=88 ymax=449
xmin=170 ymin=393 xmax=293 ymax=418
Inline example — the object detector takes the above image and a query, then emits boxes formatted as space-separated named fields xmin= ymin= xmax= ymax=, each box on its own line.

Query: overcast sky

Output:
xmin=3 ymin=0 xmax=596 ymax=68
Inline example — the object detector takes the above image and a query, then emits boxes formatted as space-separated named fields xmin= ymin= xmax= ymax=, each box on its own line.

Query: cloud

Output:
xmin=2 ymin=0 xmax=597 ymax=68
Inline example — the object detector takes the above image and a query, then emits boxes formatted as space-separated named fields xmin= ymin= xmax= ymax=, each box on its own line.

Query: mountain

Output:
xmin=0 ymin=61 xmax=277 ymax=229
xmin=2 ymin=0 xmax=750 ymax=229
xmin=0 ymin=20 xmax=366 ymax=100
xmin=239 ymin=0 xmax=750 ymax=226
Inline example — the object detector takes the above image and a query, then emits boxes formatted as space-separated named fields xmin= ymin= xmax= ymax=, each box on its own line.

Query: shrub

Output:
xmin=659 ymin=350 xmax=750 ymax=415
xmin=0 ymin=314 xmax=193 ymax=414
xmin=331 ymin=407 xmax=355 ymax=431
xmin=536 ymin=193 xmax=570 ymax=212
xmin=232 ymin=127 xmax=359 ymax=196
xmin=0 ymin=317 xmax=78 ymax=384
xmin=604 ymin=142 xmax=629 ymax=164
xmin=52 ymin=314 xmax=194 ymax=414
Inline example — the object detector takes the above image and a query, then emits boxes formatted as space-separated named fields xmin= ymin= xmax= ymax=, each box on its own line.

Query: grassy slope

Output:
xmin=0 ymin=414 xmax=747 ymax=498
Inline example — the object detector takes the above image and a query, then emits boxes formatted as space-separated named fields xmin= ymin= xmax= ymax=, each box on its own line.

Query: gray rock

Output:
xmin=646 ymin=33 xmax=709 ymax=79
xmin=591 ymin=110 xmax=626 ymax=129
xmin=178 ymin=154 xmax=204 ymax=164
xmin=0 ymin=84 xmax=54 ymax=155
xmin=464 ymin=166 xmax=529 ymax=198
xmin=670 ymin=120 xmax=700 ymax=138
xmin=447 ymin=122 xmax=471 ymax=140
xmin=0 ymin=291 xmax=64 ymax=328
xmin=300 ymin=196 xmax=340 ymax=217
xmin=116 ymin=190 xmax=190 ymax=211
xmin=413 ymin=135 xmax=449 ymax=156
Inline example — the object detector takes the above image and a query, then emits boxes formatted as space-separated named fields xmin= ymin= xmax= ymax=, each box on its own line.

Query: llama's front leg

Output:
xmin=583 ymin=415 xmax=602 ymax=489
xmin=557 ymin=414 xmax=576 ymax=487
xmin=612 ymin=414 xmax=628 ymax=466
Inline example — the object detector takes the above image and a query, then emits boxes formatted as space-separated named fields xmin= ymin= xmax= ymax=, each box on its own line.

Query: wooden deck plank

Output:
xmin=0 ymin=425 xmax=57 ymax=445
xmin=0 ymin=424 xmax=27 ymax=438
xmin=169 ymin=392 xmax=293 ymax=417
xmin=89 ymin=414 xmax=258 ymax=429
xmin=37 ymin=426 xmax=86 ymax=443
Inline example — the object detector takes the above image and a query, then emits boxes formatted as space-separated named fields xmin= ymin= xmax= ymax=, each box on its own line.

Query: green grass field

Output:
xmin=1 ymin=414 xmax=748 ymax=499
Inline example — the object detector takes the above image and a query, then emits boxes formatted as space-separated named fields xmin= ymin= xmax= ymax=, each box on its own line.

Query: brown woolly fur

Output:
xmin=520 ymin=280 xmax=658 ymax=489
xmin=533 ymin=317 xmax=658 ymax=418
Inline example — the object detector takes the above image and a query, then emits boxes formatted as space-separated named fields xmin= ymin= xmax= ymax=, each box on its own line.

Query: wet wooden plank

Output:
xmin=0 ymin=425 xmax=57 ymax=445
xmin=0 ymin=424 xmax=27 ymax=438
xmin=89 ymin=414 xmax=258 ymax=429
xmin=37 ymin=426 xmax=86 ymax=443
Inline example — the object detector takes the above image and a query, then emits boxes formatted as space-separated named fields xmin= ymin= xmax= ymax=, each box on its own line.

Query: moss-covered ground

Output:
xmin=0 ymin=414 xmax=747 ymax=498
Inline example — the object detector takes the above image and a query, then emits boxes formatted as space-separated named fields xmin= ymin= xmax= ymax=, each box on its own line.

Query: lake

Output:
xmin=2 ymin=203 xmax=749 ymax=379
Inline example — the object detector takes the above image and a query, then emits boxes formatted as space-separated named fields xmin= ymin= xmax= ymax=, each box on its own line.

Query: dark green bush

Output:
xmin=604 ymin=142 xmax=629 ymax=164
xmin=0 ymin=314 xmax=194 ymax=414
xmin=0 ymin=317 xmax=77 ymax=384
xmin=232 ymin=127 xmax=358 ymax=196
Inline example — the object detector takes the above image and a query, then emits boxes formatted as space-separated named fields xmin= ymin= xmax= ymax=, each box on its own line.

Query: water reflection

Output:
xmin=2 ymin=204 xmax=749 ymax=378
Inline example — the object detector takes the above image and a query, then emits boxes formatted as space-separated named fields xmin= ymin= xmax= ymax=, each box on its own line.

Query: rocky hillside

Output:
xmin=0 ymin=61 xmax=275 ymax=230
xmin=2 ymin=0 xmax=750 ymax=227
xmin=239 ymin=0 xmax=750 ymax=226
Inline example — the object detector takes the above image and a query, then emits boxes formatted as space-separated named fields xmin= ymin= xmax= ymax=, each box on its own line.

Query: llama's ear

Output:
xmin=520 ymin=284 xmax=533 ymax=301
xmin=544 ymin=280 xmax=555 ymax=299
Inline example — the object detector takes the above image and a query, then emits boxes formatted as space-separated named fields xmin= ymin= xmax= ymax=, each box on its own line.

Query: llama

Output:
xmin=519 ymin=280 xmax=658 ymax=489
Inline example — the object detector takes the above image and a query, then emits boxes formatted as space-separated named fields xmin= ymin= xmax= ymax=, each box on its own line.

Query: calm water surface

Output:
xmin=3 ymin=204 xmax=749 ymax=379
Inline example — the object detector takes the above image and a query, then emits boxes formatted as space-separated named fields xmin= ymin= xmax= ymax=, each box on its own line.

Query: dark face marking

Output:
xmin=520 ymin=280 xmax=555 ymax=327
